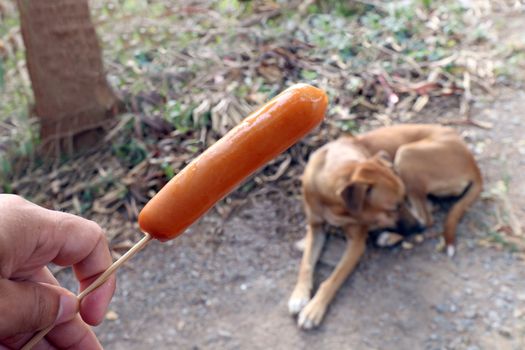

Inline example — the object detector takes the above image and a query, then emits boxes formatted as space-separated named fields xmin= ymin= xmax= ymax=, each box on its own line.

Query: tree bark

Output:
xmin=16 ymin=0 xmax=119 ymax=149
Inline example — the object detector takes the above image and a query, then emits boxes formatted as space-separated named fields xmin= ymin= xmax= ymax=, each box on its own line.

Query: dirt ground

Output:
xmin=82 ymin=85 xmax=525 ymax=350
xmin=52 ymin=13 xmax=525 ymax=350
xmin=78 ymin=89 xmax=525 ymax=349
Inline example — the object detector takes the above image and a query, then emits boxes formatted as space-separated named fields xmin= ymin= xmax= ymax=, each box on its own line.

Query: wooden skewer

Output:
xmin=21 ymin=233 xmax=153 ymax=350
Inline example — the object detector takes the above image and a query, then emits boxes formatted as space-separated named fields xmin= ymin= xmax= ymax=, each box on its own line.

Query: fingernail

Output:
xmin=56 ymin=293 xmax=79 ymax=324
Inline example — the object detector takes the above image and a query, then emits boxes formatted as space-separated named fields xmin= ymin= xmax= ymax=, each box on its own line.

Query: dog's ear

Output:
xmin=341 ymin=182 xmax=370 ymax=215
xmin=373 ymin=150 xmax=393 ymax=168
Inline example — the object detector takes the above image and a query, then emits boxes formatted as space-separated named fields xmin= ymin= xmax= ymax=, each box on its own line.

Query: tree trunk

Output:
xmin=16 ymin=0 xmax=119 ymax=150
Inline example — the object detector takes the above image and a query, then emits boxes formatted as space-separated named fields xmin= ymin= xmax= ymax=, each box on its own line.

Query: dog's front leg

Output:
xmin=288 ymin=223 xmax=326 ymax=315
xmin=298 ymin=225 xmax=366 ymax=330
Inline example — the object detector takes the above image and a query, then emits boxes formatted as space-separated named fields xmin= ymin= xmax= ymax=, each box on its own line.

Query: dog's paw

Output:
xmin=436 ymin=238 xmax=456 ymax=257
xmin=294 ymin=237 xmax=306 ymax=252
xmin=446 ymin=245 xmax=455 ymax=257
xmin=297 ymin=297 xmax=327 ymax=330
xmin=288 ymin=287 xmax=310 ymax=315
xmin=376 ymin=231 xmax=404 ymax=248
xmin=289 ymin=297 xmax=310 ymax=315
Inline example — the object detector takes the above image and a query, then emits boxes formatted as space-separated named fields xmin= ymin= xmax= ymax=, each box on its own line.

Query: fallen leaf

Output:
xmin=402 ymin=241 xmax=414 ymax=250
xmin=106 ymin=310 xmax=119 ymax=321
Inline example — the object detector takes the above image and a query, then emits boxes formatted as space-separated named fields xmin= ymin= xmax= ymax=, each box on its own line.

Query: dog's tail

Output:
xmin=443 ymin=170 xmax=483 ymax=253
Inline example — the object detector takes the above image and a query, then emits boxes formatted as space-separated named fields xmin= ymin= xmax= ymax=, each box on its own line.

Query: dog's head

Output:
xmin=339 ymin=151 xmax=416 ymax=231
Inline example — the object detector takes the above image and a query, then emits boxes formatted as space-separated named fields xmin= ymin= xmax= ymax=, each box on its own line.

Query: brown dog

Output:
xmin=288 ymin=124 xmax=482 ymax=329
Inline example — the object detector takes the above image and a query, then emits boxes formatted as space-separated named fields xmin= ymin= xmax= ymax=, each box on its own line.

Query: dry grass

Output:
xmin=1 ymin=0 xmax=522 ymax=243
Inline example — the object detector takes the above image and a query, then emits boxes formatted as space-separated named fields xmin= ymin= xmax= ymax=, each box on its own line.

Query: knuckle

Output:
xmin=91 ymin=221 xmax=109 ymax=248
xmin=86 ymin=219 xmax=107 ymax=247
xmin=32 ymin=285 xmax=57 ymax=329
xmin=88 ymin=220 xmax=104 ymax=238
xmin=0 ymin=194 xmax=26 ymax=207
xmin=54 ymin=213 xmax=78 ymax=234
xmin=0 ymin=281 xmax=58 ymax=335
xmin=55 ymin=213 xmax=102 ymax=237
xmin=0 ymin=195 xmax=30 ymax=223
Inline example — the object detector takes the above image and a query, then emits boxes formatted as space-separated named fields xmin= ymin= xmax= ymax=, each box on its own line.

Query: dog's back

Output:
xmin=356 ymin=124 xmax=458 ymax=158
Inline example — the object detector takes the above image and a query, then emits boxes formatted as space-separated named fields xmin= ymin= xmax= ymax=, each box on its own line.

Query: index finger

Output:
xmin=0 ymin=195 xmax=116 ymax=324
xmin=0 ymin=195 xmax=111 ymax=281
xmin=44 ymin=207 xmax=116 ymax=325
xmin=49 ymin=211 xmax=113 ymax=283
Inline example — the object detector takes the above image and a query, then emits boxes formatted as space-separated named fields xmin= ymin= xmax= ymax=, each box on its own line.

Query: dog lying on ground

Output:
xmin=288 ymin=124 xmax=482 ymax=329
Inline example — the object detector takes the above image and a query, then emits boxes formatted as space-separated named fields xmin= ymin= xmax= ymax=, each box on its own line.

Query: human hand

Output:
xmin=0 ymin=194 xmax=116 ymax=349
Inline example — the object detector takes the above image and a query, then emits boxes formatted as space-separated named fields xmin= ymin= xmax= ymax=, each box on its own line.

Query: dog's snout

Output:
xmin=396 ymin=219 xmax=425 ymax=237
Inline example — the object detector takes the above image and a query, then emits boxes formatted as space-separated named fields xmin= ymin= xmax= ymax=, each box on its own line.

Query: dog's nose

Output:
xmin=415 ymin=222 xmax=426 ymax=233
xmin=396 ymin=220 xmax=425 ymax=236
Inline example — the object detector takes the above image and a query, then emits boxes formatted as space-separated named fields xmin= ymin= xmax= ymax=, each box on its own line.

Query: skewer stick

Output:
xmin=22 ymin=233 xmax=153 ymax=350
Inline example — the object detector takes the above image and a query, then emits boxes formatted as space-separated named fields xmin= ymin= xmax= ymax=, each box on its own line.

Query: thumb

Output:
xmin=0 ymin=279 xmax=78 ymax=338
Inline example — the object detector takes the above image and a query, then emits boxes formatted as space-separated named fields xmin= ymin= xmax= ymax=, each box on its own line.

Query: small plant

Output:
xmin=161 ymin=162 xmax=175 ymax=180
xmin=487 ymin=231 xmax=520 ymax=253
xmin=336 ymin=119 xmax=359 ymax=133
xmin=301 ymin=69 xmax=318 ymax=81
xmin=164 ymin=100 xmax=195 ymax=132
xmin=421 ymin=0 xmax=433 ymax=10
xmin=113 ymin=138 xmax=147 ymax=167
